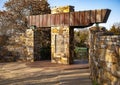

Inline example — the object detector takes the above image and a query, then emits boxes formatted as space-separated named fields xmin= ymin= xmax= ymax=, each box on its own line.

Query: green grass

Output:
xmin=92 ymin=80 xmax=99 ymax=85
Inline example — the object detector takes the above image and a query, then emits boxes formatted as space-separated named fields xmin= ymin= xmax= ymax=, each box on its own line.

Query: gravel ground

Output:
xmin=0 ymin=61 xmax=92 ymax=85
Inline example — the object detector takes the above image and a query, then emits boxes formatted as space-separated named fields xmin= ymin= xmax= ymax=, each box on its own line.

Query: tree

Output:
xmin=4 ymin=0 xmax=51 ymax=32
xmin=0 ymin=0 xmax=51 ymax=62
xmin=0 ymin=11 xmax=15 ymax=35
xmin=109 ymin=25 xmax=120 ymax=35
xmin=74 ymin=29 xmax=89 ymax=47
xmin=5 ymin=0 xmax=51 ymax=15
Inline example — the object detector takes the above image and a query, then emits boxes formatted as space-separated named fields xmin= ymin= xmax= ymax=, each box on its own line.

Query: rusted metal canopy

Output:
xmin=27 ymin=9 xmax=111 ymax=28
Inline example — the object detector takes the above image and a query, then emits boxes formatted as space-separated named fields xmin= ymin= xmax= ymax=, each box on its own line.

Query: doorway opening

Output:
xmin=74 ymin=28 xmax=89 ymax=64
xmin=34 ymin=27 xmax=51 ymax=61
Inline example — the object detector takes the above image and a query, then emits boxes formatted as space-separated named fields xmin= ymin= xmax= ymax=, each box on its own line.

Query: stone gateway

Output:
xmin=27 ymin=6 xmax=111 ymax=64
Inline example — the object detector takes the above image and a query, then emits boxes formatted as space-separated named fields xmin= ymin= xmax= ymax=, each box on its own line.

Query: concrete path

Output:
xmin=0 ymin=61 xmax=92 ymax=85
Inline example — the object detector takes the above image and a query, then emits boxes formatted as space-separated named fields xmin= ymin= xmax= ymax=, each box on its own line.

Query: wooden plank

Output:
xmin=42 ymin=15 xmax=44 ymax=27
xmin=91 ymin=10 xmax=96 ymax=23
xmin=70 ymin=12 xmax=75 ymax=26
xmin=59 ymin=13 xmax=64 ymax=25
xmin=96 ymin=10 xmax=102 ymax=22
xmin=64 ymin=13 xmax=70 ymax=26
xmin=80 ymin=11 xmax=85 ymax=25
xmin=42 ymin=16 xmax=44 ymax=27
xmin=101 ymin=9 xmax=111 ymax=23
xmin=39 ymin=15 xmax=43 ymax=27
xmin=36 ymin=15 xmax=40 ymax=27
xmin=27 ymin=9 xmax=111 ymax=27
xmin=74 ymin=12 xmax=80 ymax=26
xmin=101 ymin=9 xmax=107 ymax=22
xmin=84 ymin=11 xmax=91 ymax=25
xmin=51 ymin=14 xmax=56 ymax=26
xmin=26 ymin=16 xmax=30 ymax=26
xmin=43 ymin=14 xmax=47 ymax=27
xmin=29 ymin=16 xmax=31 ymax=26
xmin=32 ymin=16 xmax=36 ymax=25
xmin=30 ymin=16 xmax=34 ymax=26
xmin=47 ymin=14 xmax=51 ymax=27
xmin=55 ymin=14 xmax=60 ymax=26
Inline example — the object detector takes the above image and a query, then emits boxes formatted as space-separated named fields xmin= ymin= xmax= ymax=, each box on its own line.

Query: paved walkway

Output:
xmin=0 ymin=60 xmax=92 ymax=85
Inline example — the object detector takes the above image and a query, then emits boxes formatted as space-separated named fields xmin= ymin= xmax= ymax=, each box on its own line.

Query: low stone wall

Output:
xmin=89 ymin=27 xmax=120 ymax=85
xmin=0 ymin=28 xmax=51 ymax=62
xmin=5 ymin=29 xmax=34 ymax=62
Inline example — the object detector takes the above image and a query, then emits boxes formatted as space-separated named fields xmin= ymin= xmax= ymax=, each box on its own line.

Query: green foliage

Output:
xmin=74 ymin=47 xmax=88 ymax=53
xmin=92 ymin=80 xmax=99 ymax=85
xmin=74 ymin=29 xmax=89 ymax=47
xmin=74 ymin=47 xmax=88 ymax=59
xmin=109 ymin=25 xmax=120 ymax=35
xmin=74 ymin=29 xmax=89 ymax=60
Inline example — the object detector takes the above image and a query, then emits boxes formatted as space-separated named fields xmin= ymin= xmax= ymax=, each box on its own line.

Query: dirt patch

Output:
xmin=0 ymin=61 xmax=91 ymax=85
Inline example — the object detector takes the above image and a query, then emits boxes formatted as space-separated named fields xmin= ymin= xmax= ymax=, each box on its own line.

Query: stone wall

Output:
xmin=89 ymin=26 xmax=120 ymax=85
xmin=0 ymin=28 xmax=51 ymax=62
xmin=0 ymin=29 xmax=34 ymax=62
xmin=0 ymin=35 xmax=10 ymax=62
xmin=8 ymin=29 xmax=34 ymax=62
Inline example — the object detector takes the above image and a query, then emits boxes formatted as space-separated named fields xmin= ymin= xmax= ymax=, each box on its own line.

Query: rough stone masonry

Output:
xmin=51 ymin=6 xmax=74 ymax=64
xmin=89 ymin=26 xmax=120 ymax=85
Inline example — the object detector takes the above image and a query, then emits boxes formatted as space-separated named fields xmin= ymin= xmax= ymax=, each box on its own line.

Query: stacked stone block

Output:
xmin=25 ymin=29 xmax=34 ymax=62
xmin=89 ymin=26 xmax=120 ymax=85
xmin=51 ymin=6 xmax=74 ymax=64
xmin=1 ymin=29 xmax=34 ymax=62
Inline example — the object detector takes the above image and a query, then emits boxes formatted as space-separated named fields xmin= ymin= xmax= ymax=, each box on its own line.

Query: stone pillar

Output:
xmin=51 ymin=6 xmax=74 ymax=64
xmin=25 ymin=29 xmax=34 ymax=62
xmin=89 ymin=27 xmax=97 ymax=80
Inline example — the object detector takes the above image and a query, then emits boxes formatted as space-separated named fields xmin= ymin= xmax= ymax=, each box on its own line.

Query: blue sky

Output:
xmin=0 ymin=0 xmax=120 ymax=29
xmin=0 ymin=0 xmax=6 ymax=10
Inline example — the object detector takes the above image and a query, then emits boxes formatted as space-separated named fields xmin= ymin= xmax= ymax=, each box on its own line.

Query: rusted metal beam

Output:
xmin=26 ymin=9 xmax=111 ymax=28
